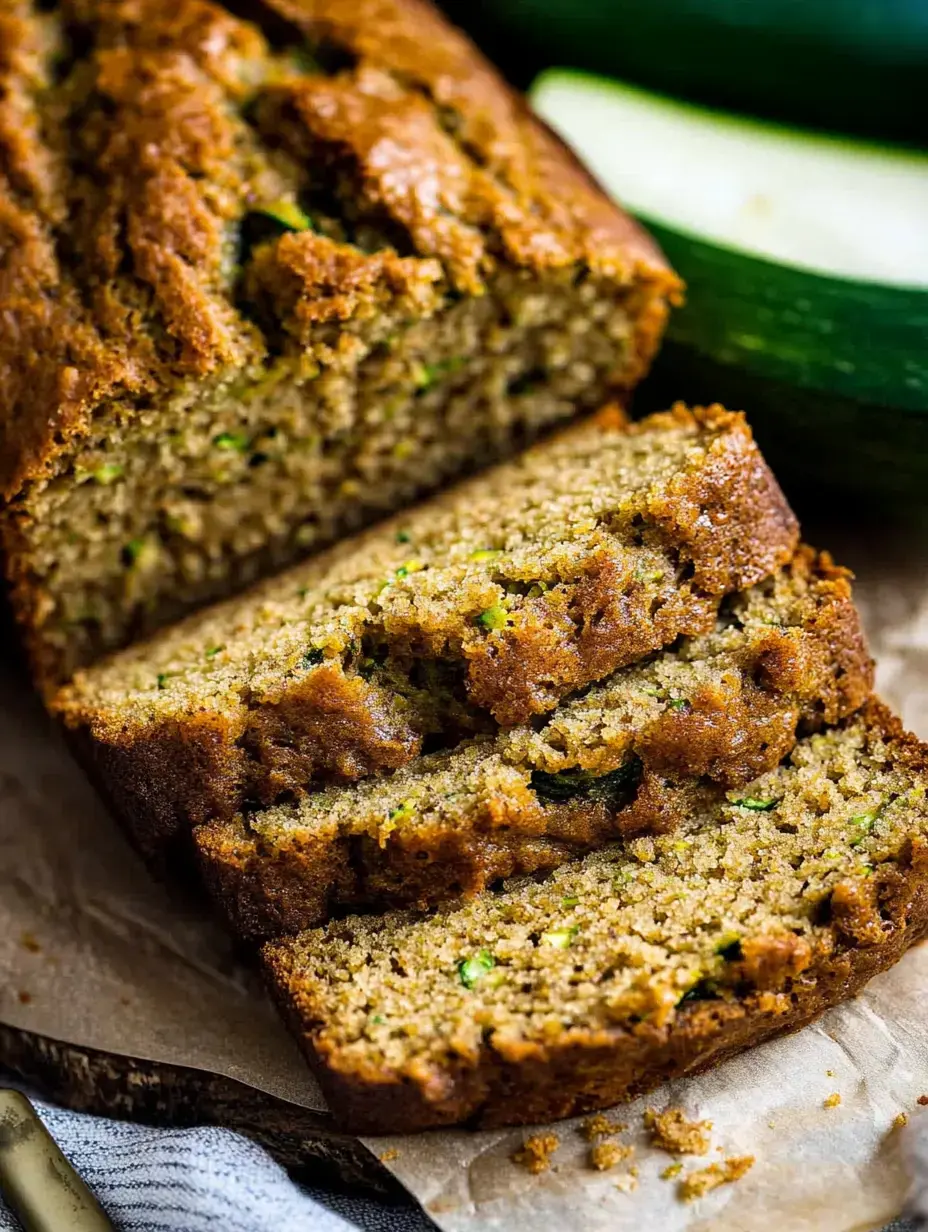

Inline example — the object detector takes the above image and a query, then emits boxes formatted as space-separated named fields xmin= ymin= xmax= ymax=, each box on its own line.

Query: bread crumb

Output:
xmin=826 ymin=1069 xmax=835 ymax=1077
xmin=20 ymin=932 xmax=40 ymax=953
xmin=644 ymin=1107 xmax=713 ymax=1155
xmin=893 ymin=1113 xmax=908 ymax=1130
xmin=615 ymin=1165 xmax=639 ymax=1194
xmin=679 ymin=1156 xmax=755 ymax=1201
xmin=512 ymin=1133 xmax=559 ymax=1174
xmin=17 ymin=990 xmax=32 ymax=1004
xmin=590 ymin=1142 xmax=634 ymax=1172
xmin=823 ymin=1093 xmax=841 ymax=1109
xmin=767 ymin=1121 xmax=775 ymax=1129
xmin=661 ymin=1162 xmax=683 ymax=1180
xmin=918 ymin=1095 xmax=928 ymax=1107
xmin=581 ymin=1114 xmax=627 ymax=1141
xmin=378 ymin=1149 xmax=399 ymax=1163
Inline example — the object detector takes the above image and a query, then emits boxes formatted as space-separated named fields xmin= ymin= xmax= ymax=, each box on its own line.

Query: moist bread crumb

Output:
xmin=264 ymin=702 xmax=928 ymax=1134
xmin=195 ymin=547 xmax=870 ymax=939
xmin=57 ymin=404 xmax=801 ymax=862
xmin=644 ymin=1108 xmax=713 ymax=1156
xmin=590 ymin=1141 xmax=634 ymax=1171
xmin=512 ymin=1133 xmax=560 ymax=1174
xmin=679 ymin=1156 xmax=754 ymax=1200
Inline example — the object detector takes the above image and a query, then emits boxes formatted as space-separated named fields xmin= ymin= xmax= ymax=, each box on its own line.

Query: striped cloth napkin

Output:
xmin=0 ymin=1084 xmax=435 ymax=1232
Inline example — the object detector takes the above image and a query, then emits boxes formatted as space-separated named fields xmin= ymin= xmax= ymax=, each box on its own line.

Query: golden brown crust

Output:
xmin=195 ymin=548 xmax=872 ymax=939
xmin=465 ymin=406 xmax=799 ymax=724
xmin=0 ymin=0 xmax=678 ymax=503
xmin=263 ymin=701 xmax=928 ymax=1134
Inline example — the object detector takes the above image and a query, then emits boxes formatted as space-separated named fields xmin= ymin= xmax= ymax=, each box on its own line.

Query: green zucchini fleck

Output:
xmin=715 ymin=937 xmax=743 ymax=961
xmin=678 ymin=977 xmax=719 ymax=1005
xmin=254 ymin=201 xmax=313 ymax=232
xmin=458 ymin=949 xmax=496 ymax=988
xmin=530 ymin=758 xmax=642 ymax=806
xmin=540 ymin=925 xmax=579 ymax=949
xmin=476 ymin=604 xmax=509 ymax=631
xmin=848 ymin=809 xmax=880 ymax=845
xmin=415 ymin=356 xmax=466 ymax=390
xmin=301 ymin=648 xmax=325 ymax=669
xmin=730 ymin=796 xmax=779 ymax=811
xmin=121 ymin=538 xmax=146 ymax=567
xmin=91 ymin=463 xmax=124 ymax=485
xmin=205 ymin=645 xmax=224 ymax=659
xmin=213 ymin=431 xmax=250 ymax=453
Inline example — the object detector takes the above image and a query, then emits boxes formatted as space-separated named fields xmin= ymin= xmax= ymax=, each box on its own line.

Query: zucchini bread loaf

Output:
xmin=55 ymin=405 xmax=799 ymax=857
xmin=265 ymin=702 xmax=928 ymax=1133
xmin=0 ymin=0 xmax=680 ymax=693
xmin=196 ymin=548 xmax=872 ymax=938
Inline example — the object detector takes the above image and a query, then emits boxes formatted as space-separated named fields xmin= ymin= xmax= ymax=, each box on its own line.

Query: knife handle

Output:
xmin=0 ymin=1089 xmax=114 ymax=1232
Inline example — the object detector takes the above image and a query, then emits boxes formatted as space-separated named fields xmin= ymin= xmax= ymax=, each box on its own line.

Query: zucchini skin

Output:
xmin=632 ymin=222 xmax=928 ymax=518
xmin=441 ymin=0 xmax=928 ymax=142
xmin=647 ymin=222 xmax=928 ymax=416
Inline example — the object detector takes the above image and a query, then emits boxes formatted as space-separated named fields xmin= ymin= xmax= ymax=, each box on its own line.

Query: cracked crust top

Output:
xmin=0 ymin=0 xmax=679 ymax=502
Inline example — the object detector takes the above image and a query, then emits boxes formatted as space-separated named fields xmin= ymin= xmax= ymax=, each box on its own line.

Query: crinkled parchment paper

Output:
xmin=1 ymin=526 xmax=927 ymax=1230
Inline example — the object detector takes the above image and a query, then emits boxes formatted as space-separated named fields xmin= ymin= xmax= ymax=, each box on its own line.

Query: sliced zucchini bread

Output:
xmin=0 ymin=0 xmax=679 ymax=693
xmin=55 ymin=404 xmax=798 ymax=858
xmin=265 ymin=702 xmax=928 ymax=1133
xmin=196 ymin=548 xmax=872 ymax=938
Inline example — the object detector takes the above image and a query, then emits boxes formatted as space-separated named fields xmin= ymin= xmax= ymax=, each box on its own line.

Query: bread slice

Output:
xmin=0 ymin=0 xmax=680 ymax=693
xmin=55 ymin=405 xmax=798 ymax=858
xmin=264 ymin=702 xmax=928 ymax=1134
xmin=196 ymin=549 xmax=872 ymax=938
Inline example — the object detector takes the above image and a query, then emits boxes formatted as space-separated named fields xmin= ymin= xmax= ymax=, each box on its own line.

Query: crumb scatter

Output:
xmin=512 ymin=1133 xmax=559 ymax=1174
xmin=823 ymin=1093 xmax=842 ymax=1109
xmin=645 ymin=1107 xmax=713 ymax=1155
xmin=661 ymin=1162 xmax=683 ymax=1180
xmin=590 ymin=1142 xmax=634 ymax=1172
xmin=893 ymin=1113 xmax=908 ymax=1130
xmin=680 ymin=1156 xmax=755 ymax=1201
xmin=615 ymin=1165 xmax=639 ymax=1194
xmin=378 ymin=1149 xmax=399 ymax=1163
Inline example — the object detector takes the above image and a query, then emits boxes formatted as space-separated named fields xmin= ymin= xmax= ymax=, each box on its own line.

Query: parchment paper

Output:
xmin=2 ymin=523 xmax=927 ymax=1231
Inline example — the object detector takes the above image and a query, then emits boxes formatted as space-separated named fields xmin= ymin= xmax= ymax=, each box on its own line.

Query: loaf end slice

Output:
xmin=0 ymin=0 xmax=680 ymax=692
xmin=196 ymin=548 xmax=872 ymax=938
xmin=56 ymin=405 xmax=798 ymax=858
xmin=264 ymin=702 xmax=928 ymax=1134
